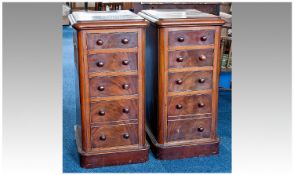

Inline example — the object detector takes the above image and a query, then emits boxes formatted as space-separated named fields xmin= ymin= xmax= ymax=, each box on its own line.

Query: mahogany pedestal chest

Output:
xmin=69 ymin=10 xmax=149 ymax=168
xmin=139 ymin=9 xmax=225 ymax=160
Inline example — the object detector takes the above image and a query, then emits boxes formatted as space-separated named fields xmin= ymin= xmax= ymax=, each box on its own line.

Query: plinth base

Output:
xmin=75 ymin=125 xmax=149 ymax=168
xmin=146 ymin=126 xmax=219 ymax=160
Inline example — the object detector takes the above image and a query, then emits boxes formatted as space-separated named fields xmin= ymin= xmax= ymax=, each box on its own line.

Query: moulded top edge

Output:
xmin=71 ymin=10 xmax=144 ymax=22
xmin=138 ymin=9 xmax=225 ymax=27
xmin=69 ymin=11 xmax=149 ymax=30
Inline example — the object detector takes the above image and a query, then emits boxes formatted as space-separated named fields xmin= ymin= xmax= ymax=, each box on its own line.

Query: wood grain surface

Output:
xmin=168 ymin=49 xmax=214 ymax=68
xmin=90 ymin=99 xmax=138 ymax=123
xmin=168 ymin=30 xmax=215 ymax=47
xmin=168 ymin=71 xmax=213 ymax=92
xmin=87 ymin=32 xmax=138 ymax=50
xmin=168 ymin=94 xmax=212 ymax=116
xmin=88 ymin=52 xmax=138 ymax=73
xmin=91 ymin=123 xmax=139 ymax=148
xmin=167 ymin=117 xmax=211 ymax=142
xmin=89 ymin=75 xmax=138 ymax=97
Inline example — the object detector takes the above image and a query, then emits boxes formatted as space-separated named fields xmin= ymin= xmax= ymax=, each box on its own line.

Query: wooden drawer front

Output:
xmin=88 ymin=52 xmax=138 ymax=73
xmin=90 ymin=99 xmax=138 ymax=123
xmin=87 ymin=32 xmax=138 ymax=50
xmin=168 ymin=71 xmax=212 ymax=92
xmin=168 ymin=49 xmax=214 ymax=68
xmin=168 ymin=94 xmax=212 ymax=116
xmin=89 ymin=75 xmax=138 ymax=97
xmin=168 ymin=30 xmax=215 ymax=47
xmin=91 ymin=123 xmax=138 ymax=148
xmin=167 ymin=118 xmax=211 ymax=142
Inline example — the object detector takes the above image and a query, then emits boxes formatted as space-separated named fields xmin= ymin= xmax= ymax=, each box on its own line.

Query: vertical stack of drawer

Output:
xmin=139 ymin=9 xmax=224 ymax=160
xmin=87 ymin=31 xmax=142 ymax=149
xmin=167 ymin=28 xmax=216 ymax=142
xmin=70 ymin=11 xmax=149 ymax=168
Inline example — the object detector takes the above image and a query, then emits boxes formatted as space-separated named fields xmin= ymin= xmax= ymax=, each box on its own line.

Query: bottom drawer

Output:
xmin=167 ymin=117 xmax=211 ymax=142
xmin=91 ymin=123 xmax=138 ymax=148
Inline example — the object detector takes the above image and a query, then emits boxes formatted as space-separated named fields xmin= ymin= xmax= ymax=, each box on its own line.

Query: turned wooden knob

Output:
xmin=98 ymin=110 xmax=105 ymax=116
xmin=122 ymin=84 xmax=129 ymax=90
xmin=176 ymin=104 xmax=183 ymax=109
xmin=201 ymin=36 xmax=207 ymax=41
xmin=123 ymin=133 xmax=129 ymax=139
xmin=122 ymin=60 xmax=129 ymax=65
xmin=177 ymin=37 xmax=185 ymax=42
xmin=121 ymin=38 xmax=129 ymax=44
xmin=96 ymin=61 xmax=104 ymax=67
xmin=199 ymin=55 xmax=207 ymax=61
xmin=198 ymin=78 xmax=205 ymax=83
xmin=97 ymin=86 xmax=105 ymax=91
xmin=198 ymin=102 xmax=205 ymax=107
xmin=176 ymin=57 xmax=184 ymax=62
xmin=198 ymin=127 xmax=204 ymax=132
xmin=96 ymin=39 xmax=103 ymax=45
xmin=122 ymin=108 xmax=129 ymax=113
xmin=176 ymin=79 xmax=183 ymax=85
xmin=99 ymin=135 xmax=106 ymax=141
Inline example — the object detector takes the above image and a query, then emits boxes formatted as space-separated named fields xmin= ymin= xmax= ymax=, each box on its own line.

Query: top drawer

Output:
xmin=168 ymin=30 xmax=215 ymax=47
xmin=87 ymin=32 xmax=138 ymax=50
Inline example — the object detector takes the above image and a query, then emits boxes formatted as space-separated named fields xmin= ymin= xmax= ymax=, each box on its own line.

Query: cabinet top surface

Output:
xmin=141 ymin=9 xmax=217 ymax=20
xmin=71 ymin=10 xmax=144 ymax=22
xmin=69 ymin=10 xmax=148 ymax=30
xmin=138 ymin=9 xmax=224 ymax=27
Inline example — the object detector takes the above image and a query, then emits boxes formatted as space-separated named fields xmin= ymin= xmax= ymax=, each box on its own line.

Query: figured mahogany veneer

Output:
xmin=167 ymin=117 xmax=211 ymax=142
xmin=168 ymin=49 xmax=214 ymax=68
xmin=168 ymin=94 xmax=212 ymax=116
xmin=91 ymin=123 xmax=139 ymax=148
xmin=90 ymin=99 xmax=138 ymax=123
xmin=168 ymin=30 xmax=215 ymax=47
xmin=87 ymin=32 xmax=138 ymax=50
xmin=70 ymin=10 xmax=149 ymax=168
xmin=88 ymin=52 xmax=138 ymax=73
xmin=89 ymin=75 xmax=138 ymax=97
xmin=139 ymin=9 xmax=224 ymax=160
xmin=168 ymin=71 xmax=213 ymax=92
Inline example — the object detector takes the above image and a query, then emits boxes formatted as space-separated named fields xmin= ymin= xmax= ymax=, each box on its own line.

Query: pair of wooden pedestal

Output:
xmin=69 ymin=9 xmax=224 ymax=168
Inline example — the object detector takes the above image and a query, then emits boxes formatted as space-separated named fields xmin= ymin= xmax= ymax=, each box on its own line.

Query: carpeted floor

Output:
xmin=63 ymin=26 xmax=231 ymax=173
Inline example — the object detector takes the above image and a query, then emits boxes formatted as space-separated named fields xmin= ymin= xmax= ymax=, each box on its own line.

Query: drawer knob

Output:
xmin=198 ymin=78 xmax=205 ymax=83
xmin=96 ymin=61 xmax=104 ymax=67
xmin=122 ymin=60 xmax=129 ymax=65
xmin=199 ymin=55 xmax=207 ymax=61
xmin=122 ymin=108 xmax=129 ymax=113
xmin=176 ymin=79 xmax=183 ymax=85
xmin=96 ymin=39 xmax=103 ymax=45
xmin=97 ymin=86 xmax=105 ymax=91
xmin=99 ymin=135 xmax=106 ymax=141
xmin=122 ymin=84 xmax=129 ymax=90
xmin=123 ymin=133 xmax=129 ymax=139
xmin=198 ymin=127 xmax=204 ymax=132
xmin=201 ymin=36 xmax=207 ymax=41
xmin=177 ymin=37 xmax=185 ymax=42
xmin=121 ymin=38 xmax=129 ymax=44
xmin=176 ymin=57 xmax=184 ymax=62
xmin=176 ymin=104 xmax=183 ymax=109
xmin=98 ymin=110 xmax=105 ymax=116
xmin=198 ymin=102 xmax=205 ymax=107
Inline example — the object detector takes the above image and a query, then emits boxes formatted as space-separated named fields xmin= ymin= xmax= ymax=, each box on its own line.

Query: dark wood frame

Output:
xmin=139 ymin=10 xmax=224 ymax=160
xmin=70 ymin=14 xmax=150 ymax=168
